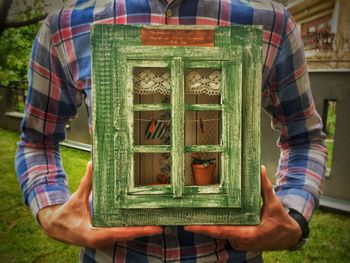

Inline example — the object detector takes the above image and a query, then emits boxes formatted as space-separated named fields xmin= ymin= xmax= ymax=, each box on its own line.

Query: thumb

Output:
xmin=77 ymin=161 xmax=93 ymax=200
xmin=260 ymin=165 xmax=276 ymax=204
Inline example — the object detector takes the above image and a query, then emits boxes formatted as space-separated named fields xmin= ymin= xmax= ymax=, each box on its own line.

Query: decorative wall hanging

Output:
xmin=91 ymin=25 xmax=263 ymax=226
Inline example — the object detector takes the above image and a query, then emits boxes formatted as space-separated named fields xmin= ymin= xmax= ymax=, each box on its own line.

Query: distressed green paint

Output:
xmin=241 ymin=45 xmax=262 ymax=213
xmin=223 ymin=56 xmax=242 ymax=208
xmin=184 ymin=145 xmax=224 ymax=153
xmin=125 ymin=194 xmax=241 ymax=209
xmin=184 ymin=185 xmax=227 ymax=194
xmin=117 ymin=46 xmax=232 ymax=61
xmin=133 ymin=145 xmax=171 ymax=153
xmin=91 ymin=32 xmax=116 ymax=222
xmin=185 ymin=104 xmax=222 ymax=111
xmin=117 ymin=46 xmax=240 ymax=207
xmin=119 ymin=46 xmax=241 ymax=208
xmin=184 ymin=61 xmax=222 ymax=69
xmin=128 ymin=184 xmax=229 ymax=196
xmin=114 ymin=46 xmax=131 ymax=209
xmin=133 ymin=104 xmax=171 ymax=112
xmin=95 ymin=208 xmax=259 ymax=227
xmin=171 ymin=57 xmax=185 ymax=199
xmin=129 ymin=60 xmax=169 ymax=68
xmin=91 ymin=25 xmax=262 ymax=226
xmin=128 ymin=185 xmax=172 ymax=195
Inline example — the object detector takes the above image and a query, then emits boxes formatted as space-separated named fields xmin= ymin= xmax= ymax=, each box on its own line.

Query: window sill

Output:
xmin=5 ymin=111 xmax=24 ymax=119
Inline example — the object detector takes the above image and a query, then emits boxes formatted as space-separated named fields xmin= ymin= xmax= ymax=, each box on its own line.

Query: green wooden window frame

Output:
xmin=91 ymin=25 xmax=262 ymax=226
xmin=121 ymin=46 xmax=241 ymax=209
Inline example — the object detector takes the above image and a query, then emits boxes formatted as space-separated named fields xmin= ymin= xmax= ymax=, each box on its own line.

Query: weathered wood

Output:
xmin=241 ymin=44 xmax=263 ymax=213
xmin=171 ymin=57 xmax=185 ymax=198
xmin=184 ymin=145 xmax=224 ymax=152
xmin=185 ymin=104 xmax=222 ymax=111
xmin=116 ymin=46 xmax=232 ymax=61
xmin=125 ymin=193 xmax=241 ymax=209
xmin=223 ymin=57 xmax=242 ymax=208
xmin=184 ymin=61 xmax=222 ymax=69
xmin=133 ymin=145 xmax=171 ymax=153
xmin=133 ymin=104 xmax=171 ymax=112
xmin=91 ymin=24 xmax=262 ymax=226
xmin=95 ymin=209 xmax=260 ymax=227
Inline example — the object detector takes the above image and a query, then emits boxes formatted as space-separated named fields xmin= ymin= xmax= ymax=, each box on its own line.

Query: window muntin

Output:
xmin=117 ymin=46 xmax=241 ymax=209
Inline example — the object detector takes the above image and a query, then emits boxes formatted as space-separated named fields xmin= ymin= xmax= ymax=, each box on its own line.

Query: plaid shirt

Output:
xmin=15 ymin=0 xmax=327 ymax=262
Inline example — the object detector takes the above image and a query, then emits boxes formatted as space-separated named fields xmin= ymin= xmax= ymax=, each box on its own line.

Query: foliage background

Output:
xmin=0 ymin=24 xmax=40 ymax=89
xmin=0 ymin=0 xmax=68 ymax=88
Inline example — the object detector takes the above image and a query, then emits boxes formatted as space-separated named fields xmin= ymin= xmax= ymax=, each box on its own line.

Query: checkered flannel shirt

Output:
xmin=15 ymin=0 xmax=327 ymax=262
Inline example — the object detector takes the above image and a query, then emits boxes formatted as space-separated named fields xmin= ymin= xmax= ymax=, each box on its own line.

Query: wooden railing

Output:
xmin=302 ymin=32 xmax=335 ymax=51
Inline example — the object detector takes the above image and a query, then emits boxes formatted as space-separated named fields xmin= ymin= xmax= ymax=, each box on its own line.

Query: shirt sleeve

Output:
xmin=263 ymin=11 xmax=328 ymax=221
xmin=15 ymin=16 xmax=81 ymax=221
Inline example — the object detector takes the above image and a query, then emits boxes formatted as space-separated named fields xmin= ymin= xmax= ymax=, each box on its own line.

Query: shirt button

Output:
xmin=164 ymin=227 xmax=171 ymax=234
xmin=166 ymin=9 xmax=173 ymax=17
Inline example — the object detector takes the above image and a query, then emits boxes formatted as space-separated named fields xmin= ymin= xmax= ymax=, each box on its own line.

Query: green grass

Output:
xmin=326 ymin=140 xmax=334 ymax=168
xmin=1 ymin=128 xmax=350 ymax=262
xmin=0 ymin=128 xmax=86 ymax=262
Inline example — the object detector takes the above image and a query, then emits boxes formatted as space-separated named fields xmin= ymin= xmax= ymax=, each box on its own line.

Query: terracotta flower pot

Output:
xmin=191 ymin=163 xmax=216 ymax=186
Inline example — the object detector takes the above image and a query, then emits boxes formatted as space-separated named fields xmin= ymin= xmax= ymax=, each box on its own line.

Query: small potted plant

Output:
xmin=191 ymin=154 xmax=216 ymax=186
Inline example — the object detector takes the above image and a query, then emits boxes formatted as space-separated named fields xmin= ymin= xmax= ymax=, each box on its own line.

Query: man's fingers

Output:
xmin=260 ymin=165 xmax=276 ymax=204
xmin=77 ymin=161 xmax=93 ymax=199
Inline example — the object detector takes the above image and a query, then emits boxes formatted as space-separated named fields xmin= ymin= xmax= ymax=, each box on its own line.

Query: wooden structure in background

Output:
xmin=288 ymin=0 xmax=350 ymax=69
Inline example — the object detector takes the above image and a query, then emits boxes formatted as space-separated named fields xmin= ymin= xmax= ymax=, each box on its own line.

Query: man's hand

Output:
xmin=38 ymin=162 xmax=163 ymax=249
xmin=184 ymin=166 xmax=302 ymax=251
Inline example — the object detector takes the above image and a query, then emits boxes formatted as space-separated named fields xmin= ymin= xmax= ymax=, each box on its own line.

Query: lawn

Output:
xmin=326 ymin=139 xmax=334 ymax=169
xmin=1 ymin=128 xmax=349 ymax=262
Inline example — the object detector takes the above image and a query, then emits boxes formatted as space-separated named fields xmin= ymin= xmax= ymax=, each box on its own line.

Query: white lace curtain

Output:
xmin=133 ymin=67 xmax=221 ymax=96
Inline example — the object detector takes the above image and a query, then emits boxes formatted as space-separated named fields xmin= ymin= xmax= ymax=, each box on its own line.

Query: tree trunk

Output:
xmin=0 ymin=0 xmax=12 ymax=35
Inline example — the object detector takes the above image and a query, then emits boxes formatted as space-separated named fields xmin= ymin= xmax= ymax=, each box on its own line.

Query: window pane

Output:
xmin=185 ymin=68 xmax=221 ymax=104
xmin=185 ymin=152 xmax=221 ymax=186
xmin=134 ymin=153 xmax=171 ymax=186
xmin=185 ymin=111 xmax=222 ymax=145
xmin=134 ymin=111 xmax=171 ymax=145
xmin=133 ymin=67 xmax=170 ymax=104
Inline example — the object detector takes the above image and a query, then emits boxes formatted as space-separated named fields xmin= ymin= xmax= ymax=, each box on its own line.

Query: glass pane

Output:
xmin=185 ymin=68 xmax=221 ymax=104
xmin=133 ymin=67 xmax=170 ymax=104
xmin=134 ymin=153 xmax=171 ymax=186
xmin=185 ymin=111 xmax=222 ymax=145
xmin=185 ymin=152 xmax=221 ymax=186
xmin=134 ymin=111 xmax=171 ymax=145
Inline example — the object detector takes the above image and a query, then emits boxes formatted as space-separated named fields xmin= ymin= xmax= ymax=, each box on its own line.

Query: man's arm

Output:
xmin=15 ymin=16 xmax=75 ymax=220
xmin=15 ymin=15 xmax=162 ymax=248
xmin=265 ymin=10 xmax=327 ymax=221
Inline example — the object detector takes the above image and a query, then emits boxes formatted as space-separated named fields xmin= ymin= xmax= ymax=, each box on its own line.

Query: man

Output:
xmin=15 ymin=0 xmax=327 ymax=262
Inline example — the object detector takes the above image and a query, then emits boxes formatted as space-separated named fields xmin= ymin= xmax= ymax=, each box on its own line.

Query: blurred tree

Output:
xmin=0 ymin=0 xmax=12 ymax=35
xmin=0 ymin=23 xmax=40 ymax=89
xmin=0 ymin=0 xmax=65 ymax=107
xmin=0 ymin=0 xmax=48 ymax=35
xmin=0 ymin=0 xmax=48 ymax=96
